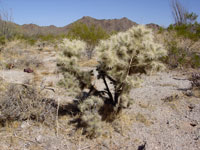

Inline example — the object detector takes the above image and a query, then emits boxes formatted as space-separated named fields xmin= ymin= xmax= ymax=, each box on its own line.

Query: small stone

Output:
xmin=190 ymin=120 xmax=198 ymax=127
xmin=35 ymin=135 xmax=43 ymax=143
xmin=166 ymin=121 xmax=169 ymax=125
xmin=24 ymin=68 xmax=34 ymax=73
xmin=21 ymin=121 xmax=30 ymax=129
xmin=188 ymin=104 xmax=195 ymax=112
xmin=184 ymin=90 xmax=193 ymax=97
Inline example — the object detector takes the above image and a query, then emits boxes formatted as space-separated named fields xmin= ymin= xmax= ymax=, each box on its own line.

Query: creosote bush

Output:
xmin=59 ymin=25 xmax=167 ymax=137
xmin=160 ymin=33 xmax=200 ymax=69
xmin=0 ymin=84 xmax=57 ymax=126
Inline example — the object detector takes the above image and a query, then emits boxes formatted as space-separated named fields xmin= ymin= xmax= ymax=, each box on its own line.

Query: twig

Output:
xmin=44 ymin=87 xmax=55 ymax=93
xmin=40 ymin=86 xmax=55 ymax=93
xmin=177 ymin=87 xmax=192 ymax=91
xmin=13 ymin=134 xmax=37 ymax=144
xmin=14 ymin=82 xmax=32 ymax=88
xmin=56 ymin=98 xmax=60 ymax=137
xmin=173 ymin=77 xmax=189 ymax=81
xmin=13 ymin=133 xmax=45 ymax=149
xmin=78 ymin=145 xmax=91 ymax=150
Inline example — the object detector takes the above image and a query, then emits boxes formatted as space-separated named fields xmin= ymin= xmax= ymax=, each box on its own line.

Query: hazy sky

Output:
xmin=1 ymin=0 xmax=200 ymax=27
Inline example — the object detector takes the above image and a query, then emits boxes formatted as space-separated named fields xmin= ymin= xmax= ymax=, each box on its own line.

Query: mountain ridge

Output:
xmin=17 ymin=16 xmax=160 ymax=35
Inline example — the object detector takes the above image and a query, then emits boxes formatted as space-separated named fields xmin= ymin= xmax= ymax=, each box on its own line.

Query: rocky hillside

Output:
xmin=70 ymin=16 xmax=138 ymax=32
xmin=19 ymin=16 xmax=140 ymax=35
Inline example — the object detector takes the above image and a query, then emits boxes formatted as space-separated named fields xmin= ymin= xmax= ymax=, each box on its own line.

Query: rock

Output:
xmin=21 ymin=121 xmax=30 ymax=129
xmin=137 ymin=141 xmax=146 ymax=150
xmin=188 ymin=104 xmax=195 ymax=112
xmin=24 ymin=68 xmax=34 ymax=73
xmin=184 ymin=90 xmax=193 ymax=97
xmin=190 ymin=120 xmax=198 ymax=127
xmin=35 ymin=135 xmax=43 ymax=143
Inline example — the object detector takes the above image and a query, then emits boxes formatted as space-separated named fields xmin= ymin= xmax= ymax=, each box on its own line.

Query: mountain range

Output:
xmin=17 ymin=16 xmax=160 ymax=36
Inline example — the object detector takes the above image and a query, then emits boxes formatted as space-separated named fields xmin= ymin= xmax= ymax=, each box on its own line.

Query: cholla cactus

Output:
xmin=58 ymin=38 xmax=92 ymax=94
xmin=59 ymin=38 xmax=86 ymax=69
xmin=95 ymin=25 xmax=167 ymax=108
xmin=58 ymin=26 xmax=167 ymax=137
xmin=78 ymin=96 xmax=104 ymax=137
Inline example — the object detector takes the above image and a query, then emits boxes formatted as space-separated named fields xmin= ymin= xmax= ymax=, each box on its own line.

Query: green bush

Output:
xmin=168 ymin=23 xmax=200 ymax=41
xmin=163 ymin=40 xmax=200 ymax=68
xmin=0 ymin=36 xmax=6 ymax=45
xmin=191 ymin=53 xmax=200 ymax=68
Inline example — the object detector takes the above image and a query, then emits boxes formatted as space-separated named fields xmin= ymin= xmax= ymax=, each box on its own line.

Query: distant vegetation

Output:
xmin=168 ymin=23 xmax=200 ymax=41
xmin=169 ymin=0 xmax=200 ymax=41
xmin=0 ymin=1 xmax=199 ymax=68
xmin=160 ymin=0 xmax=200 ymax=69
xmin=67 ymin=22 xmax=110 ymax=58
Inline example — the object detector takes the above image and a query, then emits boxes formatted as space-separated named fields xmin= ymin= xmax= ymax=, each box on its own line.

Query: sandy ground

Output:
xmin=0 ymin=44 xmax=199 ymax=150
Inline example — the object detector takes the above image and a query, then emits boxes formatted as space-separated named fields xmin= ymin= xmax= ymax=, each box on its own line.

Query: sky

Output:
xmin=1 ymin=0 xmax=200 ymax=27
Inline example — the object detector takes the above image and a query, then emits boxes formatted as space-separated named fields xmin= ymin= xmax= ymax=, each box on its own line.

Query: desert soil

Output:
xmin=0 ymin=43 xmax=199 ymax=150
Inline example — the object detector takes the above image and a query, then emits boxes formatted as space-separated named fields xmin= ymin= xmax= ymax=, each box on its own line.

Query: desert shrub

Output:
xmin=1 ymin=55 xmax=43 ymax=70
xmin=0 ymin=36 xmax=6 ymax=45
xmin=59 ymin=25 xmax=167 ymax=137
xmin=190 ymin=53 xmax=200 ymax=68
xmin=16 ymin=55 xmax=43 ymax=68
xmin=67 ymin=23 xmax=109 ymax=59
xmin=15 ymin=35 xmax=38 ymax=46
xmin=39 ymin=34 xmax=55 ymax=42
xmin=15 ymin=35 xmax=37 ymax=46
xmin=162 ymin=39 xmax=200 ymax=68
xmin=0 ymin=84 xmax=57 ymax=126
xmin=158 ymin=27 xmax=165 ymax=34
xmin=25 ymin=38 xmax=37 ymax=46
xmin=168 ymin=23 xmax=200 ymax=41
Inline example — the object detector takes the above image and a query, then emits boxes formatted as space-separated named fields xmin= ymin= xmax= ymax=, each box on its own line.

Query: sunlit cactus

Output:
xmin=78 ymin=96 xmax=104 ymax=137
xmin=58 ymin=39 xmax=92 ymax=95
xmin=95 ymin=25 xmax=167 ymax=108
xmin=58 ymin=38 xmax=86 ymax=69
xmin=58 ymin=26 xmax=167 ymax=137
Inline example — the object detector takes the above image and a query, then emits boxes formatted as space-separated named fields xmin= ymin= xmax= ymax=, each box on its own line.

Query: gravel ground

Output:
xmin=0 ymin=45 xmax=199 ymax=149
xmin=127 ymin=71 xmax=200 ymax=150
xmin=0 ymin=70 xmax=199 ymax=150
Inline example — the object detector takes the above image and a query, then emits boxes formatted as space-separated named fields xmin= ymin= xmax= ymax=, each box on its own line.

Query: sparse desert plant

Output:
xmin=161 ymin=34 xmax=200 ymax=68
xmin=59 ymin=25 xmax=167 ymax=137
xmin=168 ymin=23 xmax=200 ymax=41
xmin=2 ymin=55 xmax=43 ymax=70
xmin=0 ymin=36 xmax=6 ymax=45
xmin=0 ymin=9 xmax=18 ymax=40
xmin=0 ymin=84 xmax=57 ymax=126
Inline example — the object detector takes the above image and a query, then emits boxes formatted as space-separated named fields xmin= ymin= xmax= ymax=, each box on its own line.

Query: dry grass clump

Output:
xmin=0 ymin=84 xmax=57 ymax=126
xmin=0 ymin=77 xmax=7 ymax=93
xmin=0 ymin=40 xmax=43 ymax=70
xmin=2 ymin=55 xmax=43 ymax=70
xmin=16 ymin=55 xmax=43 ymax=69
